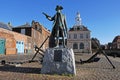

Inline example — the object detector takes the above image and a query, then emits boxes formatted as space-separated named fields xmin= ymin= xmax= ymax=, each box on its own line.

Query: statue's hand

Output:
xmin=42 ymin=12 xmax=50 ymax=18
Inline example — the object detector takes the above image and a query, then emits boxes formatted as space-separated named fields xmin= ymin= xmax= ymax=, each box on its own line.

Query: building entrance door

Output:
xmin=16 ymin=41 xmax=24 ymax=54
xmin=0 ymin=39 xmax=5 ymax=54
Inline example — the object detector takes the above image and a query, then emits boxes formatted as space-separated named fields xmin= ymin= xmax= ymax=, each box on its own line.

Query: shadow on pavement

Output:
xmin=0 ymin=64 xmax=41 ymax=74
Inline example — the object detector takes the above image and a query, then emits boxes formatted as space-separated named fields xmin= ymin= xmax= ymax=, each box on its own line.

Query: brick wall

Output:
xmin=0 ymin=28 xmax=32 ymax=55
xmin=32 ymin=22 xmax=50 ymax=50
xmin=0 ymin=28 xmax=16 ymax=54
xmin=0 ymin=22 xmax=51 ymax=55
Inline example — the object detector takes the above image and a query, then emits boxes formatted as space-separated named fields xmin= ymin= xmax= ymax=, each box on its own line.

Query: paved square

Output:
xmin=0 ymin=54 xmax=120 ymax=80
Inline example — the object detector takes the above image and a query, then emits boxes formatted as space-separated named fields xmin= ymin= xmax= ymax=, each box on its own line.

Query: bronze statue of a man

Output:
xmin=43 ymin=5 xmax=67 ymax=48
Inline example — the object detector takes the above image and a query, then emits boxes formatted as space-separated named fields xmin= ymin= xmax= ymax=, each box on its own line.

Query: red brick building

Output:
xmin=0 ymin=21 xmax=50 ymax=55
xmin=13 ymin=21 xmax=50 ymax=50
xmin=0 ymin=28 xmax=31 ymax=55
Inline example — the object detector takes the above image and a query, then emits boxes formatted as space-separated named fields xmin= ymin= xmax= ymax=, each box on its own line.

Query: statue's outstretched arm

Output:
xmin=47 ymin=16 xmax=54 ymax=21
xmin=42 ymin=12 xmax=54 ymax=21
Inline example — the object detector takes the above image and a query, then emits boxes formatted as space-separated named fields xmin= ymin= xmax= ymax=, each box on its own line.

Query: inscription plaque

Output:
xmin=54 ymin=50 xmax=62 ymax=62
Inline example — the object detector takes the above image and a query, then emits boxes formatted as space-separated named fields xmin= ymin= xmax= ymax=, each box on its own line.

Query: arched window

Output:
xmin=80 ymin=43 xmax=84 ymax=49
xmin=73 ymin=43 xmax=78 ymax=49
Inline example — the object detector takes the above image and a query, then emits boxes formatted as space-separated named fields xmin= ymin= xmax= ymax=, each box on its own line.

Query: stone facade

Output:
xmin=67 ymin=12 xmax=91 ymax=53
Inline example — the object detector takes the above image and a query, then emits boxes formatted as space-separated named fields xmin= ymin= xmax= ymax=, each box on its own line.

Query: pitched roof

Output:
xmin=14 ymin=23 xmax=31 ymax=28
xmin=69 ymin=25 xmax=90 ymax=31
xmin=0 ymin=22 xmax=12 ymax=30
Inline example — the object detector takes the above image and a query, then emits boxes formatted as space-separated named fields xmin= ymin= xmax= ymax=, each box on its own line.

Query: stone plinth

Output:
xmin=41 ymin=47 xmax=76 ymax=75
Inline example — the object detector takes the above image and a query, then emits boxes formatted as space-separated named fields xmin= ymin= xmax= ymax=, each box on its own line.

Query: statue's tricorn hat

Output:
xmin=55 ymin=5 xmax=63 ymax=11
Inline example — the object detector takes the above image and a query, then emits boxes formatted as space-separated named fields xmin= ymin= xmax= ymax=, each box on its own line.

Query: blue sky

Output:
xmin=0 ymin=0 xmax=120 ymax=44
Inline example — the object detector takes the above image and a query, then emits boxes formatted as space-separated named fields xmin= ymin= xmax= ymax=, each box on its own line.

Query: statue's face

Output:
xmin=57 ymin=10 xmax=61 ymax=13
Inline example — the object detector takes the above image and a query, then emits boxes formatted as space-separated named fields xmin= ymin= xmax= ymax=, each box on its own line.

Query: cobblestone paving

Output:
xmin=0 ymin=54 xmax=120 ymax=80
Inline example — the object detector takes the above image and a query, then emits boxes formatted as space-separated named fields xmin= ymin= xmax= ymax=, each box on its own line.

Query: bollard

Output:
xmin=1 ymin=60 xmax=6 ymax=65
